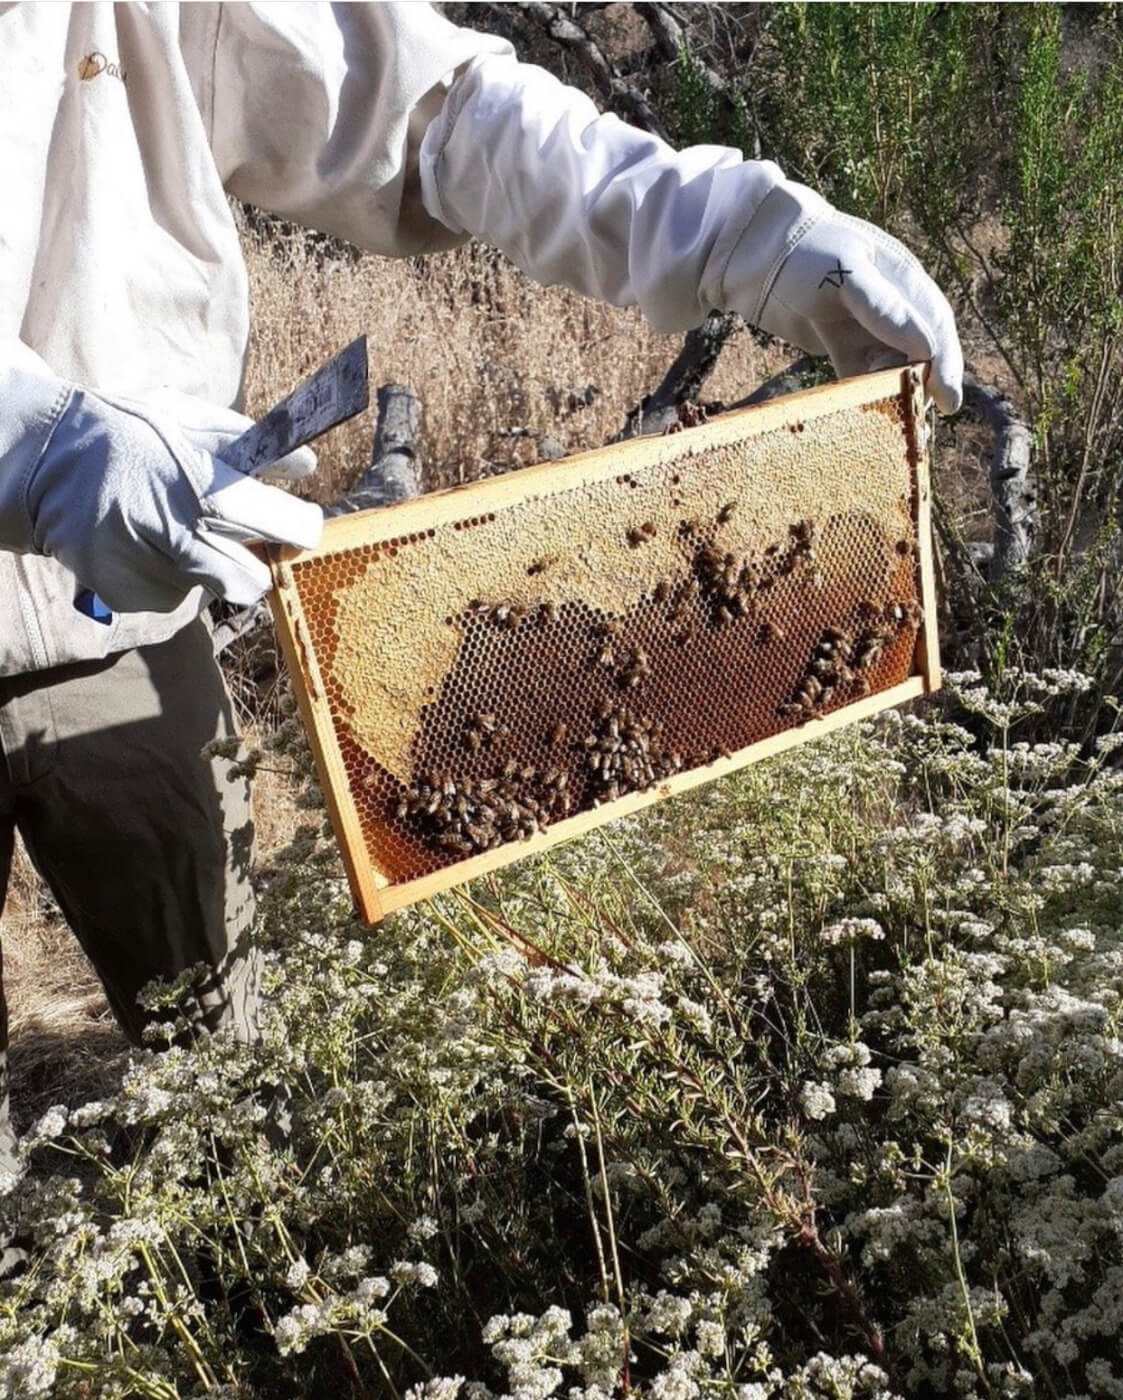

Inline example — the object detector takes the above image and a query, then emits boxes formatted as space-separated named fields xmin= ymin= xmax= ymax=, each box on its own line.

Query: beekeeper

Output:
xmin=0 ymin=2 xmax=962 ymax=1174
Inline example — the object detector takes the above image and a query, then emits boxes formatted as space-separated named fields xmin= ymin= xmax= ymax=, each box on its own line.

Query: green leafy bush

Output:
xmin=717 ymin=5 xmax=1123 ymax=691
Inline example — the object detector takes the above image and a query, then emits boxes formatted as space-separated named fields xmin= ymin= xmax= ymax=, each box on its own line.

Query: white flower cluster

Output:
xmin=821 ymin=918 xmax=885 ymax=946
xmin=274 ymin=1275 xmax=391 ymax=1356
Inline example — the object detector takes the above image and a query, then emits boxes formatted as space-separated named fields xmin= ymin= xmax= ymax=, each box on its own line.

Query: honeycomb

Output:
xmin=271 ymin=367 xmax=936 ymax=920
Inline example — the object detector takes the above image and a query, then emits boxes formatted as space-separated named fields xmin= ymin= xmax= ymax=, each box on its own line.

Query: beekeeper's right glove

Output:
xmin=0 ymin=358 xmax=322 ymax=614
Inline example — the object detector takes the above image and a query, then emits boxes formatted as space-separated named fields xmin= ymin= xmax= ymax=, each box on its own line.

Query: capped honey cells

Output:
xmin=269 ymin=366 xmax=937 ymax=920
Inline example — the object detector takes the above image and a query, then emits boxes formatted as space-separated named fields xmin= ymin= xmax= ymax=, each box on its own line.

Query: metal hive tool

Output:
xmin=268 ymin=364 xmax=939 ymax=923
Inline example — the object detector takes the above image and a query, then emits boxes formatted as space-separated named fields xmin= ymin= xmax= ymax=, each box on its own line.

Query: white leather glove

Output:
xmin=422 ymin=54 xmax=963 ymax=413
xmin=725 ymin=190 xmax=963 ymax=413
xmin=2 ymin=370 xmax=322 ymax=614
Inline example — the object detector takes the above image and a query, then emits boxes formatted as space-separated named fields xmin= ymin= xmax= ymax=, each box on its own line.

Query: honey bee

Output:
xmin=542 ymin=600 xmax=559 ymax=624
xmin=717 ymin=501 xmax=736 ymax=524
xmin=549 ymin=721 xmax=568 ymax=747
xmin=759 ymin=620 xmax=784 ymax=644
xmin=653 ymin=579 xmax=671 ymax=603
xmin=853 ymin=638 xmax=884 ymax=671
xmin=465 ymin=729 xmax=482 ymax=753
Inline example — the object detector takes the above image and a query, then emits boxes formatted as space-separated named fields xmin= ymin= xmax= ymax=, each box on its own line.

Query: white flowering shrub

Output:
xmin=1 ymin=670 xmax=1121 ymax=1398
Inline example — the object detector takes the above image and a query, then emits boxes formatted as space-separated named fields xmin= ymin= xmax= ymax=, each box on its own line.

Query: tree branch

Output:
xmin=614 ymin=311 xmax=739 ymax=440
xmin=326 ymin=383 xmax=422 ymax=516
xmin=634 ymin=3 xmax=735 ymax=108
xmin=495 ymin=1 xmax=671 ymax=140
xmin=734 ymin=355 xmax=819 ymax=407
xmin=962 ymin=374 xmax=1036 ymax=580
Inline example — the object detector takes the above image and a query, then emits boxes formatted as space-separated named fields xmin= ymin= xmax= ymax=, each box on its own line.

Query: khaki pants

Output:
xmin=0 ymin=618 xmax=258 ymax=1174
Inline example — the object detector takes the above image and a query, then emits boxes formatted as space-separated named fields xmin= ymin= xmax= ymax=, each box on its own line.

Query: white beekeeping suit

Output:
xmin=0 ymin=1 xmax=961 ymax=1187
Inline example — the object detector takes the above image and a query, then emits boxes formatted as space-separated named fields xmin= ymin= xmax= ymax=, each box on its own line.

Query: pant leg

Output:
xmin=0 ymin=815 xmax=17 ymax=1178
xmin=0 ymin=618 xmax=259 ymax=1049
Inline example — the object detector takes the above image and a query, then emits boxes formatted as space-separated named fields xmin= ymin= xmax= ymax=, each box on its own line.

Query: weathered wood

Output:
xmin=963 ymin=374 xmax=1035 ymax=579
xmin=739 ymin=357 xmax=819 ymax=407
xmin=614 ymin=311 xmax=738 ymax=439
xmin=210 ymin=599 xmax=271 ymax=656
xmin=326 ymin=383 xmax=422 ymax=516
xmin=494 ymin=0 xmax=672 ymax=141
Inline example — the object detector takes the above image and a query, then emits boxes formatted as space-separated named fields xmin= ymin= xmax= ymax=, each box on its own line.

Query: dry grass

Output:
xmin=239 ymin=217 xmax=774 ymax=499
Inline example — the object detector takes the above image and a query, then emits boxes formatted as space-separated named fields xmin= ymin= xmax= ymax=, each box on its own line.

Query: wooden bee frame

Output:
xmin=268 ymin=365 xmax=939 ymax=922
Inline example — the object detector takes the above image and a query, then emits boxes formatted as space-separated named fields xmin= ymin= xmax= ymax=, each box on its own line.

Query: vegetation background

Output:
xmin=3 ymin=5 xmax=1123 ymax=1398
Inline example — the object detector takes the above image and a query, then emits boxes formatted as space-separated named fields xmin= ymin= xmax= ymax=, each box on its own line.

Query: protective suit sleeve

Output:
xmin=420 ymin=52 xmax=962 ymax=411
xmin=0 ymin=344 xmax=73 ymax=556
xmin=419 ymin=52 xmax=781 ymax=335
xmin=209 ymin=2 xmax=511 ymax=256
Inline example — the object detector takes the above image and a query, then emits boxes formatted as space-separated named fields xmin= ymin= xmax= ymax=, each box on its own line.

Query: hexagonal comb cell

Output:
xmin=269 ymin=366 xmax=938 ymax=921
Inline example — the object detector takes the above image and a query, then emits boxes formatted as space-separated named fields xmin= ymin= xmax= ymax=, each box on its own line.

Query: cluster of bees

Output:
xmin=462 ymin=710 xmax=510 ymax=755
xmin=778 ymin=597 xmax=923 ymax=723
xmin=592 ymin=620 xmax=653 ymax=689
xmin=399 ymin=697 xmax=683 ymax=858
xmin=582 ymin=701 xmax=682 ymax=804
xmin=686 ymin=514 xmax=819 ymax=632
xmin=396 ymin=759 xmax=573 ymax=857
xmin=399 ymin=498 xmax=924 ymax=863
xmin=478 ymin=597 xmax=559 ymax=631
